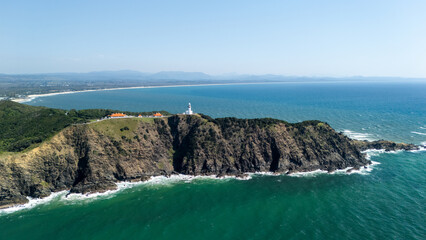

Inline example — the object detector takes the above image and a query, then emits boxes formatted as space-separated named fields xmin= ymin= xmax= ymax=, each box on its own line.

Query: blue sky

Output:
xmin=1 ymin=0 xmax=425 ymax=77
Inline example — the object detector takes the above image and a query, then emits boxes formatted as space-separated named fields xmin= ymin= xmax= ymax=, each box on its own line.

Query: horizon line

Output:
xmin=1 ymin=70 xmax=425 ymax=80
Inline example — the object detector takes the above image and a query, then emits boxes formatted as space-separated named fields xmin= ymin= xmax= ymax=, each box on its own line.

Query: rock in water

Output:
xmin=353 ymin=140 xmax=419 ymax=151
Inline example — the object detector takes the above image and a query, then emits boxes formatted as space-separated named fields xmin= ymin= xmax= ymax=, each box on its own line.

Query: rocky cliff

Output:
xmin=0 ymin=114 xmax=413 ymax=208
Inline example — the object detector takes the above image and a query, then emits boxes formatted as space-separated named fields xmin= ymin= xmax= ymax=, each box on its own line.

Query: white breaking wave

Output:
xmin=0 ymin=191 xmax=68 ymax=215
xmin=0 ymin=174 xmax=253 ymax=215
xmin=287 ymin=161 xmax=381 ymax=177
xmin=409 ymin=145 xmax=426 ymax=153
xmin=343 ymin=161 xmax=381 ymax=175
xmin=2 ymin=151 xmax=399 ymax=215
xmin=0 ymin=158 xmax=392 ymax=216
xmin=411 ymin=131 xmax=426 ymax=136
xmin=362 ymin=149 xmax=386 ymax=159
xmin=287 ymin=169 xmax=327 ymax=177
xmin=363 ymin=149 xmax=387 ymax=160
xmin=1 ymin=163 xmax=388 ymax=215
xmin=362 ymin=149 xmax=407 ymax=160
xmin=342 ymin=130 xmax=377 ymax=141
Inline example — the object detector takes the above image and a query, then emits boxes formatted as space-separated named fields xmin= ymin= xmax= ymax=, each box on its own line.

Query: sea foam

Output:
xmin=0 ymin=151 xmax=392 ymax=216
xmin=1 ymin=163 xmax=388 ymax=215
xmin=411 ymin=131 xmax=426 ymax=136
xmin=287 ymin=160 xmax=380 ymax=177
xmin=287 ymin=169 xmax=327 ymax=177
xmin=0 ymin=191 xmax=68 ymax=215
xmin=5 ymin=146 xmax=410 ymax=215
xmin=409 ymin=145 xmax=426 ymax=153
xmin=342 ymin=129 xmax=377 ymax=141
xmin=0 ymin=174 xmax=254 ymax=215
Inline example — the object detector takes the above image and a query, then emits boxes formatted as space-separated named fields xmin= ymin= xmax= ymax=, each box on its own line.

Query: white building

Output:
xmin=183 ymin=102 xmax=194 ymax=115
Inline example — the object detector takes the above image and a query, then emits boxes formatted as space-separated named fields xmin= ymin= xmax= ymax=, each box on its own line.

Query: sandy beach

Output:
xmin=11 ymin=83 xmax=244 ymax=103
xmin=11 ymin=80 xmax=349 ymax=104
xmin=11 ymin=81 xmax=296 ymax=103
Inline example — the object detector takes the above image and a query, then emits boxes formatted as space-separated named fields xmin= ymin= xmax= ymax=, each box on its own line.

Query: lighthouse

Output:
xmin=184 ymin=102 xmax=194 ymax=115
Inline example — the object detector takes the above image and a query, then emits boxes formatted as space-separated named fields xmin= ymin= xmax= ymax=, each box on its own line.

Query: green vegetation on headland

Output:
xmin=0 ymin=100 xmax=169 ymax=152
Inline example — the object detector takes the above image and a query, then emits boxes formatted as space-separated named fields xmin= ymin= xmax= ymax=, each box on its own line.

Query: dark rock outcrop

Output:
xmin=353 ymin=140 xmax=419 ymax=151
xmin=0 ymin=114 xmax=398 ymax=208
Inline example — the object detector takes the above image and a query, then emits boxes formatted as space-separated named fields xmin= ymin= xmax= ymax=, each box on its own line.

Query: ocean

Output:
xmin=1 ymin=81 xmax=425 ymax=239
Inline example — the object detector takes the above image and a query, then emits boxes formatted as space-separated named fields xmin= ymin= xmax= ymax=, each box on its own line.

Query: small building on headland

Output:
xmin=153 ymin=113 xmax=163 ymax=117
xmin=110 ymin=113 xmax=127 ymax=118
xmin=183 ymin=102 xmax=194 ymax=115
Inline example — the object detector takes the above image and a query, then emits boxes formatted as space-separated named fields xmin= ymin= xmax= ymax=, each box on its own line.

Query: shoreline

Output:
xmin=0 ymin=158 xmax=385 ymax=214
xmin=7 ymin=146 xmax=426 ymax=214
xmin=10 ymin=80 xmax=365 ymax=103
xmin=0 ymin=146 xmax=402 ymax=214
xmin=11 ymin=82 xmax=277 ymax=103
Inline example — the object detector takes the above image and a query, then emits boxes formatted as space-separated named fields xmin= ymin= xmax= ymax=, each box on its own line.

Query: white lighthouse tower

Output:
xmin=184 ymin=102 xmax=194 ymax=115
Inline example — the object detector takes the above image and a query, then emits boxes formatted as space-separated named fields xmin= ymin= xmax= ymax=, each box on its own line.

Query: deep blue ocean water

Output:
xmin=1 ymin=81 xmax=425 ymax=239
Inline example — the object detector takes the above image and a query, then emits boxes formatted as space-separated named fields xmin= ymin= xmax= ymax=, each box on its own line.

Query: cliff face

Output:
xmin=0 ymin=115 xmax=370 ymax=207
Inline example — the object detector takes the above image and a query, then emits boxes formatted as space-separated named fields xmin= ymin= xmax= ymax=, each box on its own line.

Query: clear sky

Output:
xmin=1 ymin=0 xmax=425 ymax=77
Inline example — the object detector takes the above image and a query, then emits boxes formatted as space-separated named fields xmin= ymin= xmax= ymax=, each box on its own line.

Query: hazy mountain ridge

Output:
xmin=1 ymin=71 xmax=424 ymax=98
xmin=2 ymin=70 xmax=425 ymax=81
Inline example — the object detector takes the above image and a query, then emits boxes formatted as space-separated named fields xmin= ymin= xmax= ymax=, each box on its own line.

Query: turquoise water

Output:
xmin=1 ymin=82 xmax=425 ymax=239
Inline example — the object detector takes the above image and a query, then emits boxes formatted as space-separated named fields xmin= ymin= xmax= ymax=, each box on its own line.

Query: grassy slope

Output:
xmin=0 ymin=100 xmax=169 ymax=152
xmin=90 ymin=117 xmax=155 ymax=141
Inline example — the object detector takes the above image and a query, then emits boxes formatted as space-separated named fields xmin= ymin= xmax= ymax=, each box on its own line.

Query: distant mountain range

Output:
xmin=1 ymin=70 xmax=424 ymax=98
xmin=2 ymin=70 xmax=424 ymax=82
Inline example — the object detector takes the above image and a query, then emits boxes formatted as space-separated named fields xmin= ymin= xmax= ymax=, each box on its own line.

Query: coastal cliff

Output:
xmin=0 ymin=114 xmax=368 ymax=207
xmin=0 ymin=113 xmax=419 ymax=208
